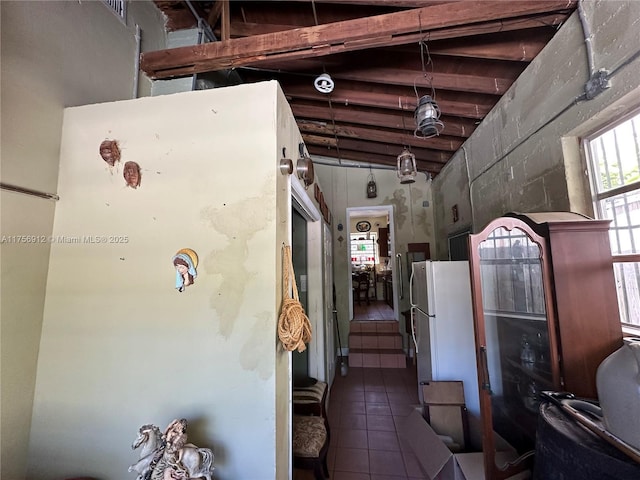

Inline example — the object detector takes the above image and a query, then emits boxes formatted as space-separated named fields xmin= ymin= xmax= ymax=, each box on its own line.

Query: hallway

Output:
xmin=295 ymin=361 xmax=425 ymax=479
xmin=352 ymin=300 xmax=395 ymax=321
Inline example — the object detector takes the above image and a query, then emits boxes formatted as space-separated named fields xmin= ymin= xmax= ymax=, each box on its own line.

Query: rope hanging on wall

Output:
xmin=278 ymin=245 xmax=312 ymax=352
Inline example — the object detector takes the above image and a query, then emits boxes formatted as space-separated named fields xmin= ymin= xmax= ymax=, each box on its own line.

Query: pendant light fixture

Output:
xmin=397 ymin=148 xmax=417 ymax=184
xmin=366 ymin=166 xmax=377 ymax=198
xmin=414 ymin=94 xmax=444 ymax=138
xmin=414 ymin=40 xmax=444 ymax=139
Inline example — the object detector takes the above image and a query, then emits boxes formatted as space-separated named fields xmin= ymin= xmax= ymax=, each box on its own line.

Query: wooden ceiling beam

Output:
xmin=242 ymin=59 xmax=516 ymax=95
xmin=229 ymin=23 xmax=549 ymax=62
xmin=427 ymin=34 xmax=548 ymax=62
xmin=291 ymin=103 xmax=472 ymax=141
xmin=307 ymin=145 xmax=444 ymax=174
xmin=220 ymin=1 xmax=230 ymax=41
xmin=207 ymin=1 xmax=224 ymax=27
xmin=283 ymin=0 xmax=456 ymax=6
xmin=282 ymin=83 xmax=490 ymax=119
xmin=296 ymin=116 xmax=462 ymax=153
xmin=318 ymin=67 xmax=513 ymax=95
xmin=225 ymin=22 xmax=302 ymax=37
xmin=302 ymin=133 xmax=447 ymax=164
xmin=300 ymin=120 xmax=448 ymax=159
xmin=229 ymin=12 xmax=566 ymax=43
xmin=141 ymin=1 xmax=575 ymax=79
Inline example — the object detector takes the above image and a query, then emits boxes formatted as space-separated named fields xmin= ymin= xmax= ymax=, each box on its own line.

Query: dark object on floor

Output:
xmin=533 ymin=402 xmax=640 ymax=479
xmin=293 ymin=414 xmax=330 ymax=480
xmin=333 ymin=305 xmax=348 ymax=377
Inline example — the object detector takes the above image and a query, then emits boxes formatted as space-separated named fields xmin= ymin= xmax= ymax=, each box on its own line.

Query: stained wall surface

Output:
xmin=28 ymin=82 xmax=293 ymax=480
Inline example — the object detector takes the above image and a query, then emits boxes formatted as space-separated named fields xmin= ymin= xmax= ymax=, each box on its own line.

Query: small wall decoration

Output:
xmin=123 ymin=161 xmax=142 ymax=189
xmin=128 ymin=419 xmax=215 ymax=480
xmin=356 ymin=220 xmax=372 ymax=232
xmin=172 ymin=248 xmax=198 ymax=292
xmin=99 ymin=139 xmax=121 ymax=167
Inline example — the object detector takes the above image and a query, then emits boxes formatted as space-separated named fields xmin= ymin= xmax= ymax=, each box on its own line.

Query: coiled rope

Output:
xmin=278 ymin=245 xmax=312 ymax=352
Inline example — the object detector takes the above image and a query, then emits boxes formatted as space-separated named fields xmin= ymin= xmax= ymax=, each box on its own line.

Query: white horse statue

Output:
xmin=129 ymin=421 xmax=215 ymax=480
xmin=129 ymin=424 xmax=163 ymax=480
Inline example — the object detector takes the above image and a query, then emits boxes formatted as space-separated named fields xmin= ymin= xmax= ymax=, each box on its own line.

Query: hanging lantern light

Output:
xmin=397 ymin=148 xmax=417 ymax=184
xmin=414 ymin=95 xmax=444 ymax=138
xmin=366 ymin=171 xmax=377 ymax=198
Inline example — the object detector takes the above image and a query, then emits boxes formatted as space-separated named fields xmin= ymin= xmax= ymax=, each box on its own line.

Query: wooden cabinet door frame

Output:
xmin=468 ymin=216 xmax=560 ymax=480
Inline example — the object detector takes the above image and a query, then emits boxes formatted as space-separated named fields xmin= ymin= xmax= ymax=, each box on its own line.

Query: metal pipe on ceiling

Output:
xmin=184 ymin=0 xmax=217 ymax=43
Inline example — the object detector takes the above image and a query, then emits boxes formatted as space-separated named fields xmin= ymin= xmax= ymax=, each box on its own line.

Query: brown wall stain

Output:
xmin=240 ymin=311 xmax=276 ymax=379
xmin=200 ymin=180 xmax=276 ymax=338
xmin=384 ymin=189 xmax=409 ymax=229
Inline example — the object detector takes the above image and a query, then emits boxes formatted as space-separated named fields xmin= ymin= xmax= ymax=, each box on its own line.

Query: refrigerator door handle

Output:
xmin=396 ymin=253 xmax=403 ymax=299
xmin=409 ymin=306 xmax=419 ymax=354
xmin=409 ymin=265 xmax=415 ymax=307
xmin=409 ymin=263 xmax=434 ymax=317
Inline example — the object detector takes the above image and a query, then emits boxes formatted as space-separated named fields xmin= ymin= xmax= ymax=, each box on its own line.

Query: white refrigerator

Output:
xmin=409 ymin=260 xmax=480 ymax=417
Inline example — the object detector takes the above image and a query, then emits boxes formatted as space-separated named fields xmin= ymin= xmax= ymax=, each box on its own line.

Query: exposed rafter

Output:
xmin=150 ymin=0 xmax=577 ymax=175
xmin=141 ymin=1 xmax=575 ymax=79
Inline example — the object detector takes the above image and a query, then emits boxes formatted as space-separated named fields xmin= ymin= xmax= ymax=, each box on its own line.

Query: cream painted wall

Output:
xmin=27 ymin=82 xmax=296 ymax=480
xmin=431 ymin=1 xmax=640 ymax=257
xmin=0 ymin=2 xmax=166 ymax=478
xmin=315 ymin=164 xmax=434 ymax=352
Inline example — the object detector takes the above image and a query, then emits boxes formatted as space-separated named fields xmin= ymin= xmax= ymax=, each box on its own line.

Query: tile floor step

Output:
xmin=348 ymin=332 xmax=403 ymax=350
xmin=349 ymin=320 xmax=399 ymax=333
xmin=348 ymin=348 xmax=406 ymax=369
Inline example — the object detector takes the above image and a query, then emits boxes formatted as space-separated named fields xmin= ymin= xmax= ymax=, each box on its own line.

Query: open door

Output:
xmin=346 ymin=205 xmax=397 ymax=322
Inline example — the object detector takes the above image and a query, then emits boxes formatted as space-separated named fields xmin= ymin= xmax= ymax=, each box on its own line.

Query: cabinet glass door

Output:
xmin=469 ymin=219 xmax=559 ymax=479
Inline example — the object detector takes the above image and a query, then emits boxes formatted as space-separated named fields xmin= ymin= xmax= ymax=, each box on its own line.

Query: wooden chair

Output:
xmin=293 ymin=414 xmax=330 ymax=479
xmin=355 ymin=272 xmax=370 ymax=306
xmin=293 ymin=381 xmax=328 ymax=418
xmin=293 ymin=380 xmax=330 ymax=478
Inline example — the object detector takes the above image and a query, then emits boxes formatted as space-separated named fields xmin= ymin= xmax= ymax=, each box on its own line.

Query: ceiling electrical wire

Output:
xmin=310 ymin=0 xmax=343 ymax=165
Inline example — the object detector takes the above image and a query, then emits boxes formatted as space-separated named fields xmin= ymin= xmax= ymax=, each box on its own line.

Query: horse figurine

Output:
xmin=129 ymin=424 xmax=163 ymax=480
xmin=129 ymin=421 xmax=215 ymax=480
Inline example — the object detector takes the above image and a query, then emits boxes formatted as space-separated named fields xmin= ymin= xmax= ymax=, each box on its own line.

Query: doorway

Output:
xmin=346 ymin=205 xmax=398 ymax=322
xmin=291 ymin=207 xmax=312 ymax=387
xmin=290 ymin=177 xmax=329 ymax=384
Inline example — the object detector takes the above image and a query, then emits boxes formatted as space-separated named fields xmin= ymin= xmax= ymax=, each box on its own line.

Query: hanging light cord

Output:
xmin=415 ymin=39 xmax=436 ymax=100
xmin=310 ymin=0 xmax=343 ymax=165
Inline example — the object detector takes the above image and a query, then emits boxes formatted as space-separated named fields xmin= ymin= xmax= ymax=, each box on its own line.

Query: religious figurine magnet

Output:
xmin=99 ymin=139 xmax=121 ymax=167
xmin=172 ymin=248 xmax=198 ymax=292
xmin=123 ymin=161 xmax=141 ymax=188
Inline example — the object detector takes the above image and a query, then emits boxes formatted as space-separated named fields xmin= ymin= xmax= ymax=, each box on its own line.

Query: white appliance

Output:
xmin=409 ymin=260 xmax=480 ymax=417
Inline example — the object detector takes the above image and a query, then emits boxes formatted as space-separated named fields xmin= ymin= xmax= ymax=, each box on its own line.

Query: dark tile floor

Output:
xmin=295 ymin=361 xmax=425 ymax=480
xmin=353 ymin=300 xmax=395 ymax=321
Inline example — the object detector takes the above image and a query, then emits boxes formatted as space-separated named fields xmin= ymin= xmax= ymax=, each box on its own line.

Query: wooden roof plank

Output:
xmin=245 ymin=12 xmax=568 ymax=72
xmin=307 ymin=145 xmax=444 ymax=173
xmin=296 ymin=116 xmax=462 ymax=152
xmin=291 ymin=103 xmax=473 ymax=140
xmin=142 ymin=1 xmax=575 ymax=78
xmin=284 ymin=83 xmax=490 ymax=119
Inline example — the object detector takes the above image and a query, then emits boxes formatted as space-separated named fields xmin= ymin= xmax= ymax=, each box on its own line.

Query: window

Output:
xmin=585 ymin=109 xmax=640 ymax=329
xmin=350 ymin=233 xmax=378 ymax=266
xmin=102 ymin=0 xmax=127 ymax=22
